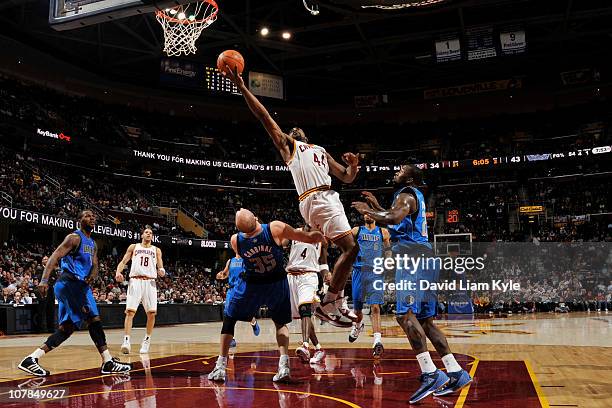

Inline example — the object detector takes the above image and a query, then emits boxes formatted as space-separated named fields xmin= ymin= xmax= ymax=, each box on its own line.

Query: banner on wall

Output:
xmin=132 ymin=149 xmax=289 ymax=172
xmin=159 ymin=58 xmax=204 ymax=89
xmin=424 ymin=78 xmax=522 ymax=99
xmin=0 ymin=207 xmax=229 ymax=248
xmin=466 ymin=26 xmax=497 ymax=60
xmin=35 ymin=128 xmax=72 ymax=143
xmin=500 ymin=30 xmax=527 ymax=55
xmin=249 ymin=71 xmax=284 ymax=99
xmin=435 ymin=37 xmax=461 ymax=62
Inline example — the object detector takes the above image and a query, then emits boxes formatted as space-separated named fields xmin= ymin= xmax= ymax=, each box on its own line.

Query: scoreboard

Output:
xmin=364 ymin=145 xmax=611 ymax=172
xmin=205 ymin=67 xmax=240 ymax=95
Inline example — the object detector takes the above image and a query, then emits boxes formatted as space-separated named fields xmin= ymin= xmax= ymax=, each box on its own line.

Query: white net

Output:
xmin=156 ymin=0 xmax=218 ymax=57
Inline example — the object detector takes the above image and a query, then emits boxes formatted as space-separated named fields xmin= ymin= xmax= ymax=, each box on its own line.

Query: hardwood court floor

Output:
xmin=0 ymin=312 xmax=610 ymax=407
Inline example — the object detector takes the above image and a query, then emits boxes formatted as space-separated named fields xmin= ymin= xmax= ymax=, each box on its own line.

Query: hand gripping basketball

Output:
xmin=223 ymin=64 xmax=245 ymax=89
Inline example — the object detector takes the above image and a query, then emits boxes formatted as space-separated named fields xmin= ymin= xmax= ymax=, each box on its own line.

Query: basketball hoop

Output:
xmin=156 ymin=0 xmax=219 ymax=57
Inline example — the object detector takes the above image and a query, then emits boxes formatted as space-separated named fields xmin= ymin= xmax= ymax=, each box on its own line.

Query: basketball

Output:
xmin=217 ymin=50 xmax=245 ymax=75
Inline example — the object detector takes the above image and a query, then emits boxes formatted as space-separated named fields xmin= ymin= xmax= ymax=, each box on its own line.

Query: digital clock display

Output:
xmin=472 ymin=158 xmax=490 ymax=166
xmin=446 ymin=209 xmax=460 ymax=223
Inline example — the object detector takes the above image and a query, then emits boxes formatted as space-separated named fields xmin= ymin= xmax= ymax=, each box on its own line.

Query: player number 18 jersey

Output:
xmin=130 ymin=243 xmax=157 ymax=278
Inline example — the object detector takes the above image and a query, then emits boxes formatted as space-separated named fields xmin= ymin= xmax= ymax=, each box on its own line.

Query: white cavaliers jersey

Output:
xmin=286 ymin=240 xmax=321 ymax=273
xmin=287 ymin=139 xmax=332 ymax=199
xmin=129 ymin=243 xmax=158 ymax=278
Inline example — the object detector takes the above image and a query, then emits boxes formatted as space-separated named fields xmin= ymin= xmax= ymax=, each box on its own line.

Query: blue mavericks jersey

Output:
xmin=354 ymin=225 xmax=383 ymax=270
xmin=388 ymin=186 xmax=432 ymax=249
xmin=228 ymin=257 xmax=245 ymax=288
xmin=237 ymin=224 xmax=286 ymax=283
xmin=60 ymin=230 xmax=95 ymax=280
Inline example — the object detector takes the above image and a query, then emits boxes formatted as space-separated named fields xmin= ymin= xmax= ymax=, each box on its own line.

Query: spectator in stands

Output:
xmin=11 ymin=291 xmax=26 ymax=305
xmin=1 ymin=287 xmax=12 ymax=304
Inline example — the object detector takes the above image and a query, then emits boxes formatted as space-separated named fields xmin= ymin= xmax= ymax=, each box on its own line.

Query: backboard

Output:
xmin=49 ymin=0 xmax=193 ymax=30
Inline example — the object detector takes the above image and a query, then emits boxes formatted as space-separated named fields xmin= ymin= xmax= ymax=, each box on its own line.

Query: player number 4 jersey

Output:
xmin=130 ymin=243 xmax=158 ymax=278
xmin=287 ymin=139 xmax=332 ymax=199
xmin=286 ymin=241 xmax=321 ymax=273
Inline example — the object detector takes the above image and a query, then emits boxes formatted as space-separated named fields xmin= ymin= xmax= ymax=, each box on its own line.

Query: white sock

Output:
xmin=302 ymin=342 xmax=309 ymax=349
xmin=339 ymin=290 xmax=347 ymax=309
xmin=144 ymin=335 xmax=151 ymax=341
xmin=416 ymin=351 xmax=437 ymax=374
xmin=441 ymin=354 xmax=462 ymax=373
xmin=102 ymin=350 xmax=112 ymax=363
xmin=373 ymin=332 xmax=382 ymax=345
xmin=315 ymin=343 xmax=322 ymax=350
xmin=323 ymin=291 xmax=338 ymax=304
xmin=124 ymin=335 xmax=130 ymax=343
xmin=29 ymin=348 xmax=46 ymax=359
xmin=279 ymin=354 xmax=289 ymax=367
xmin=216 ymin=355 xmax=227 ymax=367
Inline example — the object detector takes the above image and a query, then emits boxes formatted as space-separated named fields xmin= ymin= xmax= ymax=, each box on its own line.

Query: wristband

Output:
xmin=159 ymin=268 xmax=166 ymax=274
xmin=319 ymin=264 xmax=329 ymax=272
xmin=40 ymin=278 xmax=49 ymax=284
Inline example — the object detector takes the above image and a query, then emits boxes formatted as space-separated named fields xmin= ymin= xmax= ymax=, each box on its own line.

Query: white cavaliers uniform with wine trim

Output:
xmin=126 ymin=243 xmax=158 ymax=312
xmin=287 ymin=139 xmax=351 ymax=241
xmin=286 ymin=239 xmax=322 ymax=319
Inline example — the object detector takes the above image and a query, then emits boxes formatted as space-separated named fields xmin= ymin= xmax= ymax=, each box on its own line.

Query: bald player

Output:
xmin=208 ymin=209 xmax=325 ymax=384
xmin=224 ymin=66 xmax=359 ymax=328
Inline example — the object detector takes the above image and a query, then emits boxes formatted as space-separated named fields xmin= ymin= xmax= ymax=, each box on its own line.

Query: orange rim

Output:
xmin=155 ymin=0 xmax=218 ymax=25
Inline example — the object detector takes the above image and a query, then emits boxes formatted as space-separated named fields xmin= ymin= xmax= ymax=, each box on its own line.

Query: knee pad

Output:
xmin=88 ymin=320 xmax=107 ymax=348
xmin=298 ymin=303 xmax=312 ymax=318
xmin=221 ymin=315 xmax=237 ymax=336
xmin=44 ymin=324 xmax=74 ymax=350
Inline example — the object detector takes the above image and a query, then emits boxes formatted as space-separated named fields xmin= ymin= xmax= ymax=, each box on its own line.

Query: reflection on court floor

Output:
xmin=0 ymin=349 xmax=546 ymax=408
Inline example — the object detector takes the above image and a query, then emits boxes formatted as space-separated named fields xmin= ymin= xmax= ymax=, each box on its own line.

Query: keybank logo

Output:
xmin=36 ymin=128 xmax=71 ymax=142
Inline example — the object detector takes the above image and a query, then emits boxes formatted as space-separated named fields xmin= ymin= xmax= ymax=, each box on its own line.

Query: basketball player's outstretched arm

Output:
xmin=351 ymin=193 xmax=416 ymax=226
xmin=115 ymin=244 xmax=135 ymax=283
xmin=224 ymin=66 xmax=292 ymax=162
xmin=270 ymin=221 xmax=326 ymax=246
xmin=37 ymin=233 xmax=80 ymax=297
xmin=327 ymin=152 xmax=359 ymax=183
xmin=361 ymin=191 xmax=385 ymax=211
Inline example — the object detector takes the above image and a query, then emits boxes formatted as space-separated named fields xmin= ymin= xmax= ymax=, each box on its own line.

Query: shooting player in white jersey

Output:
xmin=115 ymin=227 xmax=165 ymax=354
xmin=224 ymin=66 xmax=359 ymax=328
xmin=284 ymin=224 xmax=329 ymax=365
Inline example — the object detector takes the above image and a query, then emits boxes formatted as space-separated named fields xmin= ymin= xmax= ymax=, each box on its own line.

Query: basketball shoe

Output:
xmin=208 ymin=357 xmax=227 ymax=382
xmin=18 ymin=357 xmax=50 ymax=377
xmin=101 ymin=358 xmax=132 ymax=374
xmin=296 ymin=345 xmax=310 ymax=363
xmin=433 ymin=369 xmax=472 ymax=396
xmin=349 ymin=321 xmax=365 ymax=342
xmin=408 ymin=369 xmax=449 ymax=404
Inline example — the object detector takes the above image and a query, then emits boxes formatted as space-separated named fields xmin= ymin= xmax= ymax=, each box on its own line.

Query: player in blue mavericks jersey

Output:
xmin=352 ymin=165 xmax=472 ymax=404
xmin=18 ymin=210 xmax=131 ymax=376
xmin=348 ymin=214 xmax=391 ymax=358
xmin=215 ymin=255 xmax=261 ymax=346
xmin=208 ymin=208 xmax=325 ymax=384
